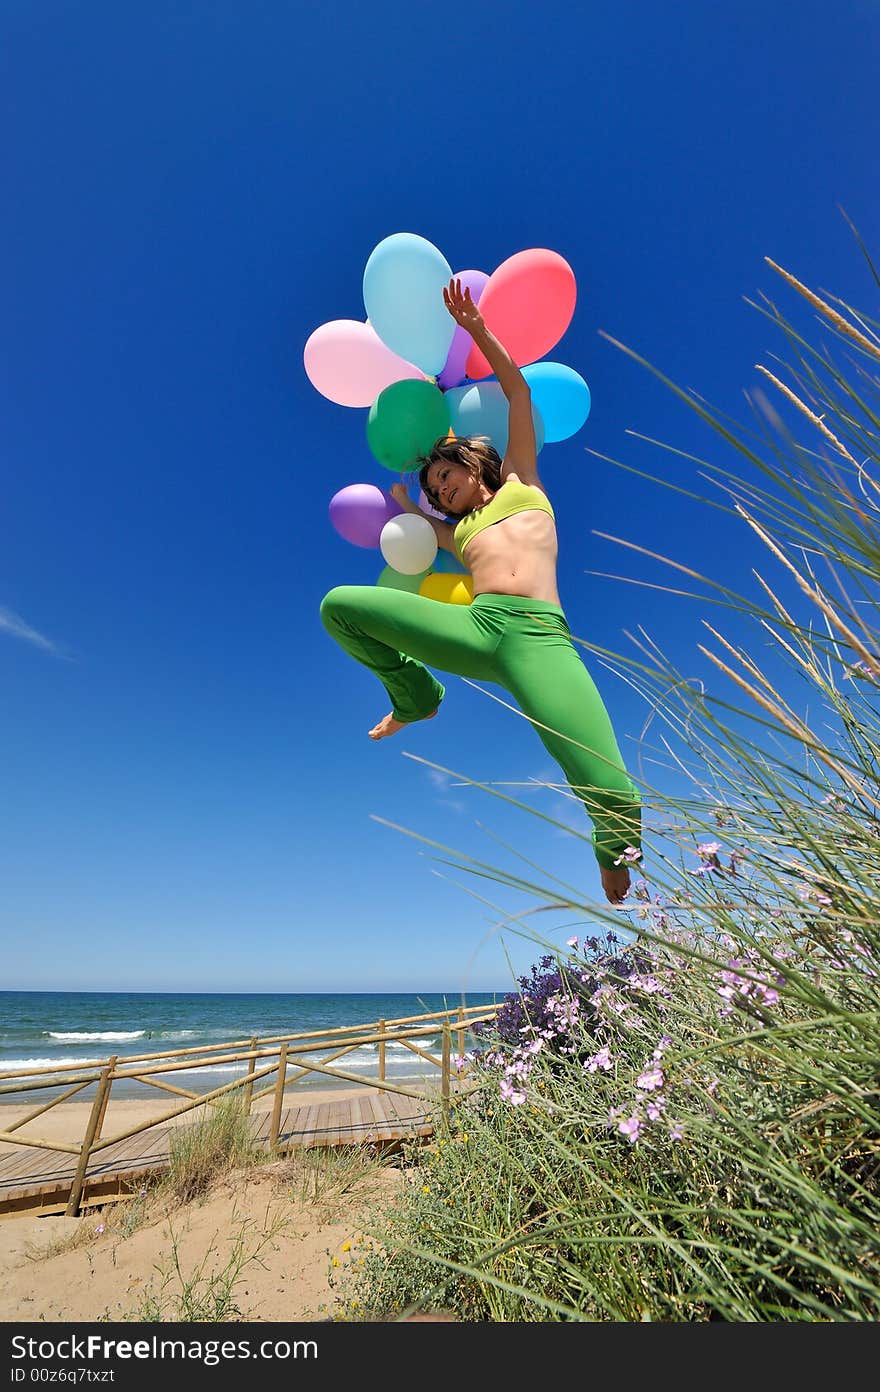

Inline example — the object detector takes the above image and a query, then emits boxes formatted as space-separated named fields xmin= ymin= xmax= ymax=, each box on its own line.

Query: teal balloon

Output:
xmin=363 ymin=233 xmax=455 ymax=375
xmin=521 ymin=362 xmax=591 ymax=442
xmin=432 ymin=549 xmax=467 ymax=574
xmin=377 ymin=563 xmax=430 ymax=592
xmin=366 ymin=378 xmax=450 ymax=472
xmin=445 ymin=380 xmax=544 ymax=456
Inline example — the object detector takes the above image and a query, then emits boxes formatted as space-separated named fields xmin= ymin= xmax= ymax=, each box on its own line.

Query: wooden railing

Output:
xmin=0 ymin=1003 xmax=500 ymax=1215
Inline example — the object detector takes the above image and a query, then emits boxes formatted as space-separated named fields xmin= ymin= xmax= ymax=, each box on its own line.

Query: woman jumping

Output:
xmin=320 ymin=277 xmax=640 ymax=904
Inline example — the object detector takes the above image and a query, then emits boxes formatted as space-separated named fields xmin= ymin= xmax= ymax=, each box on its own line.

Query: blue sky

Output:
xmin=3 ymin=2 xmax=877 ymax=993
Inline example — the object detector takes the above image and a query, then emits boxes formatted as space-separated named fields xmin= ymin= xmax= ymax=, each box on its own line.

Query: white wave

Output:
xmin=47 ymin=1031 xmax=146 ymax=1043
xmin=0 ymin=1057 xmax=103 ymax=1072
xmin=1 ymin=1043 xmax=443 ymax=1082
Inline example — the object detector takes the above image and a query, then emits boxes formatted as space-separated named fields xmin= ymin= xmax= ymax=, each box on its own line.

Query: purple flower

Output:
xmin=637 ymin=1066 xmax=664 ymax=1092
xmin=500 ymin=1078 xmax=527 ymax=1105
xmin=584 ymin=1045 xmax=613 ymax=1073
xmin=614 ymin=846 xmax=642 ymax=866
xmin=617 ymin=1115 xmax=642 ymax=1144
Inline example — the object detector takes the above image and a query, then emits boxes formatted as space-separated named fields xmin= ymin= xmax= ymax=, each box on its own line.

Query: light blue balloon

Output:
xmin=432 ymin=549 xmax=467 ymax=574
xmin=445 ymin=380 xmax=545 ymax=456
xmin=363 ymin=233 xmax=455 ymax=376
xmin=521 ymin=362 xmax=591 ymax=442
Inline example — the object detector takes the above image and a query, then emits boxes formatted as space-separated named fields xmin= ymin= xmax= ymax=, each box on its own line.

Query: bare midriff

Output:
xmin=461 ymin=511 xmax=561 ymax=605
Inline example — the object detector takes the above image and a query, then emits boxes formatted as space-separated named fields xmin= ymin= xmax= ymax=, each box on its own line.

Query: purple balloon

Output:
xmin=329 ymin=483 xmax=403 ymax=548
xmin=437 ymin=269 xmax=490 ymax=390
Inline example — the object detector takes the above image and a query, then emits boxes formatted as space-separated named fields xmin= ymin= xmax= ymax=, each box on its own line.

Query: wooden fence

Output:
xmin=0 ymin=1002 xmax=499 ymax=1216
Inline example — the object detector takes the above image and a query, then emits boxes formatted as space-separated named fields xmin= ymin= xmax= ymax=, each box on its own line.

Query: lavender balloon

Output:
xmin=437 ymin=269 xmax=489 ymax=390
xmin=329 ymin=483 xmax=403 ymax=549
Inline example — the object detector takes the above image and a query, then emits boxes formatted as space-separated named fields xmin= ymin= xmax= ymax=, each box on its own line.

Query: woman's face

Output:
xmin=425 ymin=460 xmax=481 ymax=515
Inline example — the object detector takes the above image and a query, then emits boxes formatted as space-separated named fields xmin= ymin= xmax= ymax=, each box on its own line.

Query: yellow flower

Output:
xmin=422 ymin=1185 xmax=430 ymax=1193
xmin=341 ymin=1241 xmax=351 ymax=1252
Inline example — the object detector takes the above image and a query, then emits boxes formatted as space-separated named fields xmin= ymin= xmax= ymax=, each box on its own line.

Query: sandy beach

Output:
xmin=0 ymin=1088 xmax=411 ymax=1323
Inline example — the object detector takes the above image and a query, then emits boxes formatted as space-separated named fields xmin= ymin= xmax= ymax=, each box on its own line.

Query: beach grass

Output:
xmin=124 ymin=1205 xmax=290 ymax=1323
xmin=337 ymin=239 xmax=880 ymax=1322
xmin=276 ymin=1143 xmax=394 ymax=1220
xmin=161 ymin=1094 xmax=268 ymax=1205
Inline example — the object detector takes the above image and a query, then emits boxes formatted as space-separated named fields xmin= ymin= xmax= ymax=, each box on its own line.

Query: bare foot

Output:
xmin=368 ymin=709 xmax=438 ymax=740
xmin=600 ymin=864 xmax=631 ymax=906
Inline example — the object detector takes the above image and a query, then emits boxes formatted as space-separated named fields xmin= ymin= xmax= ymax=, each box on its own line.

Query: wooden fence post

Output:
xmin=269 ymin=1044 xmax=288 ymax=1154
xmin=94 ymin=1055 xmax=117 ymax=1141
xmin=456 ymin=1007 xmax=465 ymax=1065
xmin=65 ymin=1061 xmax=114 ymax=1217
xmin=378 ymin=1020 xmax=386 ymax=1082
xmin=441 ymin=1024 xmax=451 ymax=1127
xmin=243 ymin=1037 xmax=257 ymax=1114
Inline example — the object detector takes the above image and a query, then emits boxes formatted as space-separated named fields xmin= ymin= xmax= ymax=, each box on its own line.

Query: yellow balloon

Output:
xmin=419 ymin=571 xmax=474 ymax=605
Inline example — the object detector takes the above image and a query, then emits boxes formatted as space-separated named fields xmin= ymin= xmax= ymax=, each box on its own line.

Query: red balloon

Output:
xmin=465 ymin=249 xmax=576 ymax=381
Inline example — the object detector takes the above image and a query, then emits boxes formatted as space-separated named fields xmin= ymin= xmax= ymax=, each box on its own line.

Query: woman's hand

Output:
xmin=443 ymin=276 xmax=484 ymax=334
xmin=390 ymin=481 xmax=423 ymax=516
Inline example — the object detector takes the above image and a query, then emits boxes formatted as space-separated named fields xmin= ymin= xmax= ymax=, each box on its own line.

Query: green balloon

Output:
xmin=366 ymin=379 xmax=451 ymax=473
xmin=376 ymin=563 xmax=431 ymax=593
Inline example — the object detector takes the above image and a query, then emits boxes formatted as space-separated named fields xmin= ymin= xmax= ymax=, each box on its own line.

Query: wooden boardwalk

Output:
xmin=0 ymin=1091 xmax=438 ymax=1219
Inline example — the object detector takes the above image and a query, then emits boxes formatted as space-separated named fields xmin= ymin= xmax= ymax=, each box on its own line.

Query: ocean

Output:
xmin=0 ymin=990 xmax=504 ymax=1102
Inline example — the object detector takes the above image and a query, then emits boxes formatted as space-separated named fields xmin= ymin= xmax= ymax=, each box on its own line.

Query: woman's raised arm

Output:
xmin=442 ymin=277 xmax=539 ymax=486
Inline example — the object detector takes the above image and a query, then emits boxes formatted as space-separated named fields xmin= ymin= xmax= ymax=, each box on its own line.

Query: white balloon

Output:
xmin=379 ymin=514 xmax=438 ymax=575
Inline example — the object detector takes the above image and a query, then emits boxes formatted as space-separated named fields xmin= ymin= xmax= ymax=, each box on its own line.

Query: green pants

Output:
xmin=320 ymin=587 xmax=640 ymax=870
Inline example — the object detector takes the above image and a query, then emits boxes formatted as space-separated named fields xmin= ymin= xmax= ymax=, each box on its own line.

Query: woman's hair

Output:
xmin=417 ymin=435 xmax=502 ymax=516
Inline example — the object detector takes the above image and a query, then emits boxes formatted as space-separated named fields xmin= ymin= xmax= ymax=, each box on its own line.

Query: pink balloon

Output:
xmin=304 ymin=319 xmax=426 ymax=407
xmin=465 ymin=249 xmax=576 ymax=381
xmin=437 ymin=269 xmax=489 ymax=389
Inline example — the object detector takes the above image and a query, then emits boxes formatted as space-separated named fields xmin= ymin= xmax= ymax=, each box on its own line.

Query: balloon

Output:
xmin=379 ymin=514 xmax=439 ymax=574
xmin=329 ymin=483 xmax=402 ymax=548
xmin=521 ymin=362 xmax=591 ymax=442
xmin=303 ymin=319 xmax=426 ymax=407
xmin=378 ymin=564 xmax=429 ymax=592
xmin=445 ymin=380 xmax=545 ymax=456
xmin=465 ymin=249 xmax=576 ymax=380
xmin=437 ymin=269 xmax=489 ymax=390
xmin=432 ymin=549 xmax=467 ymax=574
xmin=377 ymin=563 xmax=431 ymax=593
xmin=366 ymin=379 xmax=450 ymax=472
xmin=363 ymin=232 xmax=455 ymax=375
xmin=419 ymin=572 xmax=474 ymax=605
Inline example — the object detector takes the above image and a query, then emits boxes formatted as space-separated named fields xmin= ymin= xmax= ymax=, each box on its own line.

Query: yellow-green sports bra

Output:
xmin=453 ymin=479 xmax=555 ymax=558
